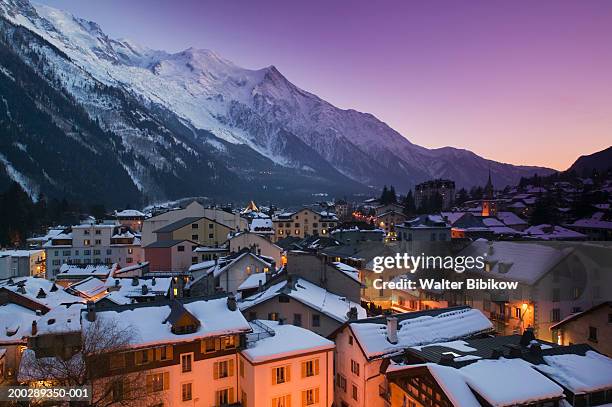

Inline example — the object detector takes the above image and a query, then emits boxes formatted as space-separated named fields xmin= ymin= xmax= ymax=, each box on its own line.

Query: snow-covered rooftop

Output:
xmin=242 ymin=320 xmax=334 ymax=363
xmin=0 ymin=277 xmax=83 ymax=308
xmin=535 ymin=351 xmax=612 ymax=394
xmin=332 ymin=262 xmax=360 ymax=283
xmin=350 ymin=307 xmax=492 ymax=359
xmin=85 ymin=297 xmax=250 ymax=348
xmin=240 ymin=277 xmax=366 ymax=323
xmin=0 ymin=303 xmax=37 ymax=343
xmin=237 ymin=272 xmax=266 ymax=291
xmin=460 ymin=358 xmax=564 ymax=406
xmin=458 ymin=241 xmax=571 ymax=285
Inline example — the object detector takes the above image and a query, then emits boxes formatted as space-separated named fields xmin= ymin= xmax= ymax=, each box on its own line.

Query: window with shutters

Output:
xmin=272 ymin=365 xmax=290 ymax=384
xmin=181 ymin=353 xmax=192 ymax=373
xmin=239 ymin=359 xmax=245 ymax=378
xmin=352 ymin=384 xmax=358 ymax=401
xmin=302 ymin=388 xmax=319 ymax=406
xmin=109 ymin=353 xmax=125 ymax=370
xmin=272 ymin=394 xmax=291 ymax=407
xmin=202 ymin=337 xmax=221 ymax=353
xmin=215 ymin=387 xmax=234 ymax=406
xmin=222 ymin=335 xmax=236 ymax=349
xmin=214 ymin=359 xmax=234 ymax=379
xmin=145 ymin=372 xmax=169 ymax=393
xmin=350 ymin=360 xmax=360 ymax=376
xmin=155 ymin=345 xmax=173 ymax=361
xmin=336 ymin=374 xmax=347 ymax=393
xmin=135 ymin=349 xmax=153 ymax=365
xmin=181 ymin=382 xmax=192 ymax=401
xmin=302 ymin=358 xmax=319 ymax=378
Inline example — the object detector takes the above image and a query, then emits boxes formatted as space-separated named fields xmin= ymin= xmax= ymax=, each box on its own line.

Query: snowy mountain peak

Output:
xmin=0 ymin=0 xmax=555 ymax=206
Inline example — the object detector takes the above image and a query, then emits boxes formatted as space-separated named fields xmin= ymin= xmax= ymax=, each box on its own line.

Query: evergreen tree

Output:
xmin=402 ymin=190 xmax=416 ymax=216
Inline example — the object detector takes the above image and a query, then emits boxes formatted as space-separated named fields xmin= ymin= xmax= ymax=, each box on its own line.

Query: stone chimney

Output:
xmin=31 ymin=320 xmax=37 ymax=336
xmin=227 ymin=293 xmax=237 ymax=311
xmin=86 ymin=300 xmax=96 ymax=322
xmin=439 ymin=353 xmax=454 ymax=366
xmin=386 ymin=316 xmax=398 ymax=344
xmin=347 ymin=306 xmax=358 ymax=321
xmin=520 ymin=327 xmax=536 ymax=347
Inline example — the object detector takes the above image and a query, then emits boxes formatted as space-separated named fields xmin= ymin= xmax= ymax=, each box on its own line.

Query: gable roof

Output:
xmin=550 ymin=301 xmax=611 ymax=330
xmin=153 ymin=216 xmax=227 ymax=233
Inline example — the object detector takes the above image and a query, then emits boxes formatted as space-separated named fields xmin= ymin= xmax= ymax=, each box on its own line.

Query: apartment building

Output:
xmin=331 ymin=307 xmax=493 ymax=407
xmin=272 ymin=208 xmax=338 ymax=242
xmin=44 ymin=222 xmax=143 ymax=279
xmin=152 ymin=216 xmax=233 ymax=248
xmin=141 ymin=201 xmax=247 ymax=246
xmin=0 ymin=249 xmax=45 ymax=279
xmin=239 ymin=319 xmax=335 ymax=407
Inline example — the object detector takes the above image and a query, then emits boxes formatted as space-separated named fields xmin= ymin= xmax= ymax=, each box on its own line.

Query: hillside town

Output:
xmin=0 ymin=172 xmax=611 ymax=407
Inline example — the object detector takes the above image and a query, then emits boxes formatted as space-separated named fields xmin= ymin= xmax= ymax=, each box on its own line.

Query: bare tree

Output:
xmin=18 ymin=317 xmax=164 ymax=407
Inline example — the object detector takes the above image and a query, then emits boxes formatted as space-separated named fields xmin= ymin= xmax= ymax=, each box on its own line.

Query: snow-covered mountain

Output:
xmin=0 ymin=0 xmax=554 ymax=206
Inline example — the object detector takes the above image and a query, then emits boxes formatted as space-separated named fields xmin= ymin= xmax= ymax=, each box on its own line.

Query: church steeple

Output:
xmin=482 ymin=169 xmax=497 ymax=217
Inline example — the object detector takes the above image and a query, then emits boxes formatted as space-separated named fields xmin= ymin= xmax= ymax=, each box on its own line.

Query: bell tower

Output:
xmin=482 ymin=169 xmax=497 ymax=217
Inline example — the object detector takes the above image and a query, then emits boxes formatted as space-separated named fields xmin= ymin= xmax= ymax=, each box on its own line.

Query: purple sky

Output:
xmin=38 ymin=0 xmax=612 ymax=170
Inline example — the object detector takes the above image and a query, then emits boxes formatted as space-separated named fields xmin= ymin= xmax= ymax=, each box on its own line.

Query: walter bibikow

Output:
xmin=373 ymin=277 xmax=519 ymax=291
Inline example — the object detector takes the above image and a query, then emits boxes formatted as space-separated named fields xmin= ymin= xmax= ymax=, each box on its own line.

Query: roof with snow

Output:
xmin=237 ymin=272 xmax=267 ymax=291
xmin=525 ymin=224 xmax=587 ymax=240
xmin=57 ymin=263 xmax=116 ymax=279
xmin=0 ymin=277 xmax=83 ymax=308
xmin=349 ymin=306 xmax=493 ymax=359
xmin=535 ymin=351 xmax=612 ymax=394
xmin=242 ymin=320 xmax=334 ymax=363
xmin=332 ymin=262 xmax=360 ymax=283
xmin=115 ymin=209 xmax=146 ymax=218
xmin=460 ymin=358 xmax=564 ymax=406
xmin=239 ymin=277 xmax=366 ymax=323
xmin=0 ymin=303 xmax=38 ymax=344
xmin=83 ymin=296 xmax=250 ymax=348
xmin=458 ymin=241 xmax=572 ymax=285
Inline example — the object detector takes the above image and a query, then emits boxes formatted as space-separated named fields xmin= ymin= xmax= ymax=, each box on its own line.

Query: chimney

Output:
xmin=141 ymin=284 xmax=149 ymax=295
xmin=152 ymin=277 xmax=156 ymax=286
xmin=278 ymin=317 xmax=284 ymax=325
xmin=227 ymin=293 xmax=237 ymax=311
xmin=347 ymin=307 xmax=358 ymax=321
xmin=491 ymin=348 xmax=504 ymax=359
xmin=115 ymin=279 xmax=120 ymax=287
xmin=36 ymin=288 xmax=46 ymax=298
xmin=270 ymin=260 xmax=276 ymax=273
xmin=31 ymin=320 xmax=37 ymax=336
xmin=520 ymin=327 xmax=536 ymax=347
xmin=507 ymin=344 xmax=523 ymax=358
xmin=439 ymin=353 xmax=454 ymax=366
xmin=86 ymin=300 xmax=96 ymax=322
xmin=258 ymin=279 xmax=264 ymax=292
xmin=131 ymin=276 xmax=139 ymax=286
xmin=50 ymin=283 xmax=58 ymax=292
xmin=386 ymin=316 xmax=398 ymax=344
xmin=35 ymin=309 xmax=42 ymax=316
xmin=529 ymin=342 xmax=542 ymax=355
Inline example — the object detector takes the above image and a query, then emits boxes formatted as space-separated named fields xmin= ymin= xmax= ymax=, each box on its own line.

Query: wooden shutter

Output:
xmin=301 ymin=391 xmax=306 ymax=407
xmin=166 ymin=345 xmax=173 ymax=360
xmin=229 ymin=359 xmax=235 ymax=377
xmin=145 ymin=374 xmax=153 ymax=393
xmin=154 ymin=347 xmax=161 ymax=360
xmin=301 ymin=362 xmax=306 ymax=378
xmin=272 ymin=368 xmax=276 ymax=385
xmin=215 ymin=390 xmax=220 ymax=406
xmin=272 ymin=397 xmax=278 ymax=407
xmin=147 ymin=349 xmax=154 ymax=362
xmin=229 ymin=388 xmax=235 ymax=404
xmin=314 ymin=388 xmax=319 ymax=403
xmin=163 ymin=372 xmax=170 ymax=390
xmin=286 ymin=365 xmax=291 ymax=382
xmin=214 ymin=362 xmax=219 ymax=379
xmin=314 ymin=358 xmax=320 ymax=375
xmin=215 ymin=337 xmax=221 ymax=351
xmin=287 ymin=394 xmax=291 ymax=407
xmin=135 ymin=351 xmax=142 ymax=365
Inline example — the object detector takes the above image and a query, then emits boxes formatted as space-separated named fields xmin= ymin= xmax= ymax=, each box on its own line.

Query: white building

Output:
xmin=0 ymin=250 xmax=45 ymax=279
xmin=44 ymin=221 xmax=143 ymax=279
xmin=239 ymin=320 xmax=335 ymax=407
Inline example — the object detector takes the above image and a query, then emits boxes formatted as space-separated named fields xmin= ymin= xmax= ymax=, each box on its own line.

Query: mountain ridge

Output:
xmin=0 ymin=0 xmax=555 ymax=206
